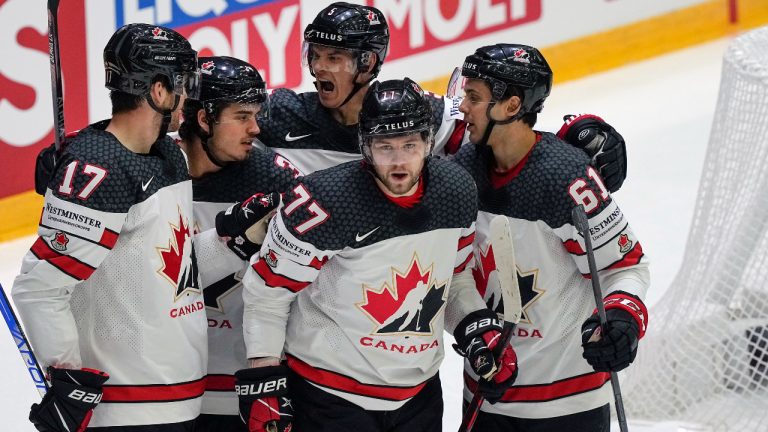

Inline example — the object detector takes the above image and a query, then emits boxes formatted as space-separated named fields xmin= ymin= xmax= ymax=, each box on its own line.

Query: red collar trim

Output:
xmin=490 ymin=133 xmax=541 ymax=189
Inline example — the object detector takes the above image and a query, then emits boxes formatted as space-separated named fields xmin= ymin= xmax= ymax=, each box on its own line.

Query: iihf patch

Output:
xmin=618 ymin=234 xmax=633 ymax=254
xmin=50 ymin=231 xmax=69 ymax=252
xmin=265 ymin=249 xmax=279 ymax=267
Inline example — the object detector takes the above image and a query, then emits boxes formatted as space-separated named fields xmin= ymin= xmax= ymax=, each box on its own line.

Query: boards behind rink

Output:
xmin=621 ymin=25 xmax=768 ymax=432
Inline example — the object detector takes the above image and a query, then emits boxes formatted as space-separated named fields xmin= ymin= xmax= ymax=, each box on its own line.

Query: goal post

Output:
xmin=622 ymin=25 xmax=768 ymax=430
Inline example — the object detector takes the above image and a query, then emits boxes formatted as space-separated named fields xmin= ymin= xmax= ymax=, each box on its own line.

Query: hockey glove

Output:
xmin=215 ymin=192 xmax=280 ymax=260
xmin=581 ymin=293 xmax=648 ymax=372
xmin=453 ymin=309 xmax=518 ymax=404
xmin=235 ymin=366 xmax=293 ymax=432
xmin=557 ymin=114 xmax=627 ymax=193
xmin=29 ymin=367 xmax=109 ymax=432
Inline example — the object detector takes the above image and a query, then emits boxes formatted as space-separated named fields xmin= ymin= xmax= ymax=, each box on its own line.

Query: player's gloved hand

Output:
xmin=34 ymin=131 xmax=78 ymax=196
xmin=29 ymin=367 xmax=109 ymax=432
xmin=453 ymin=309 xmax=518 ymax=403
xmin=557 ymin=114 xmax=627 ymax=193
xmin=581 ymin=293 xmax=648 ymax=372
xmin=215 ymin=192 xmax=280 ymax=260
xmin=235 ymin=365 xmax=293 ymax=432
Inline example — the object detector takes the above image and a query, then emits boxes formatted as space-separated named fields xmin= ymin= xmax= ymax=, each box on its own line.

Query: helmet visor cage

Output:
xmin=302 ymin=41 xmax=373 ymax=74
xmin=448 ymin=66 xmax=505 ymax=109
xmin=173 ymin=70 xmax=201 ymax=99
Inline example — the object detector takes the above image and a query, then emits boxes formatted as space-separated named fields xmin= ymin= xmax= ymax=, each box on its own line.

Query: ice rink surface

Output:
xmin=0 ymin=36 xmax=731 ymax=431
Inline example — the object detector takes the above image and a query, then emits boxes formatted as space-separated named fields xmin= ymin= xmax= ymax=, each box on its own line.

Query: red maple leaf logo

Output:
xmin=157 ymin=212 xmax=190 ymax=287
xmin=472 ymin=243 xmax=495 ymax=299
xmin=358 ymin=257 xmax=432 ymax=325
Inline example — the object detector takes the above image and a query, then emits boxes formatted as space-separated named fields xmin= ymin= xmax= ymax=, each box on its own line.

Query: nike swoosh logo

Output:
xmin=285 ymin=132 xmax=312 ymax=142
xmin=355 ymin=226 xmax=380 ymax=242
xmin=141 ymin=176 xmax=154 ymax=192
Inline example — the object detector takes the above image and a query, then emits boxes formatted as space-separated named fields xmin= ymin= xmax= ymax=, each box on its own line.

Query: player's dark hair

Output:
xmin=177 ymin=98 xmax=231 ymax=141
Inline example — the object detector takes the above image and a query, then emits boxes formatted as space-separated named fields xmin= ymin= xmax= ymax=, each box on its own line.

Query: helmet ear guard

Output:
xmin=450 ymin=44 xmax=552 ymax=115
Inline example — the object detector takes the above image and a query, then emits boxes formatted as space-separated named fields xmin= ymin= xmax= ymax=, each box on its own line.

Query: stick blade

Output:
xmin=488 ymin=215 xmax=521 ymax=325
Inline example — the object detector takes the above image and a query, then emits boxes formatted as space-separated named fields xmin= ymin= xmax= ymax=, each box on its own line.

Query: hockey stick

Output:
xmin=0 ymin=284 xmax=48 ymax=397
xmin=571 ymin=205 xmax=629 ymax=432
xmin=459 ymin=215 xmax=522 ymax=432
xmin=48 ymin=0 xmax=65 ymax=151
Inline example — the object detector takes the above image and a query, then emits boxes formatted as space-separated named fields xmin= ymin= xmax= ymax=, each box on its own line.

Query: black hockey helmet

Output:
xmin=450 ymin=43 xmax=552 ymax=115
xmin=198 ymin=56 xmax=267 ymax=118
xmin=303 ymin=2 xmax=389 ymax=78
xmin=104 ymin=23 xmax=200 ymax=99
xmin=358 ymin=78 xmax=433 ymax=165
xmin=180 ymin=56 xmax=266 ymax=168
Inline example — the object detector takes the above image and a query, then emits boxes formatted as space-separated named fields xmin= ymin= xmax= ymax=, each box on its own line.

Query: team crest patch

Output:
xmin=200 ymin=61 xmax=215 ymax=75
xmin=513 ymin=48 xmax=530 ymax=64
xmin=366 ymin=10 xmax=380 ymax=25
xmin=618 ymin=234 xmax=633 ymax=254
xmin=151 ymin=27 xmax=169 ymax=40
xmin=265 ymin=249 xmax=279 ymax=267
xmin=50 ymin=231 xmax=69 ymax=252
xmin=357 ymin=255 xmax=447 ymax=336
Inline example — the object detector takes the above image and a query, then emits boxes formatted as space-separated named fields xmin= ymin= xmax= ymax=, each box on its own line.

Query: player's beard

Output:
xmin=168 ymin=109 xmax=182 ymax=132
xmin=375 ymin=165 xmax=422 ymax=196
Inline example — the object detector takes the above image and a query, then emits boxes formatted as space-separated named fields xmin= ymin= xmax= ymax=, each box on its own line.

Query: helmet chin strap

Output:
xmin=197 ymin=126 xmax=232 ymax=168
xmin=146 ymin=93 xmax=181 ymax=142
xmin=477 ymin=102 xmax=523 ymax=147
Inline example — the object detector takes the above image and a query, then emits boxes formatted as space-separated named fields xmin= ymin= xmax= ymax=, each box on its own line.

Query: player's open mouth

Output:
xmin=318 ymin=80 xmax=335 ymax=93
xmin=391 ymin=173 xmax=408 ymax=180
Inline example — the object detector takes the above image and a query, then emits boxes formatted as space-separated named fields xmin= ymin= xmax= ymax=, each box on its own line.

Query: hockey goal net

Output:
xmin=622 ymin=26 xmax=768 ymax=431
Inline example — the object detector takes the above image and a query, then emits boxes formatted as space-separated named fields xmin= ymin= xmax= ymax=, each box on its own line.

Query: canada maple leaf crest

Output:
xmin=513 ymin=48 xmax=530 ymax=64
xmin=357 ymin=256 xmax=447 ymax=336
xmin=200 ymin=61 xmax=215 ymax=75
xmin=157 ymin=210 xmax=200 ymax=300
xmin=151 ymin=27 xmax=169 ymax=40
xmin=472 ymin=243 xmax=503 ymax=316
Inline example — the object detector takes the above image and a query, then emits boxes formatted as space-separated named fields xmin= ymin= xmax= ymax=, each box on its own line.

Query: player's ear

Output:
xmin=148 ymin=80 xmax=168 ymax=109
xmin=197 ymin=108 xmax=210 ymax=134
xmin=504 ymin=95 xmax=522 ymax=119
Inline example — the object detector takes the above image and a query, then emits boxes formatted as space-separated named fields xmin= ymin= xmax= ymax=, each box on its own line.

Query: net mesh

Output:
xmin=622 ymin=26 xmax=768 ymax=431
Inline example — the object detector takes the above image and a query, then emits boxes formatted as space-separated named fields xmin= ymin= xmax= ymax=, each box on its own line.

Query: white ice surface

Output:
xmin=0 ymin=37 xmax=731 ymax=431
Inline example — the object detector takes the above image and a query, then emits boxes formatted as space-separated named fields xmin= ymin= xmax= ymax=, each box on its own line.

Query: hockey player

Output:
xmin=174 ymin=56 xmax=299 ymax=431
xmin=235 ymin=78 xmax=517 ymax=432
xmin=11 ymin=24 xmax=212 ymax=432
xmin=449 ymin=44 xmax=650 ymax=431
xmin=258 ymin=1 xmax=628 ymax=193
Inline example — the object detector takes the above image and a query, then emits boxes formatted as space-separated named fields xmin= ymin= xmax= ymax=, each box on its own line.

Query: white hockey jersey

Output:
xmin=12 ymin=122 xmax=208 ymax=427
xmin=242 ymin=158 xmax=487 ymax=410
xmin=452 ymin=133 xmax=650 ymax=419
xmin=191 ymin=147 xmax=299 ymax=415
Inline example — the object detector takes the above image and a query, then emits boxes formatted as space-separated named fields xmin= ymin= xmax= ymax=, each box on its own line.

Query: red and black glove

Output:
xmin=454 ymin=309 xmax=518 ymax=403
xmin=29 ymin=367 xmax=109 ymax=432
xmin=557 ymin=114 xmax=627 ymax=193
xmin=216 ymin=192 xmax=280 ymax=260
xmin=581 ymin=292 xmax=648 ymax=372
xmin=235 ymin=365 xmax=293 ymax=432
